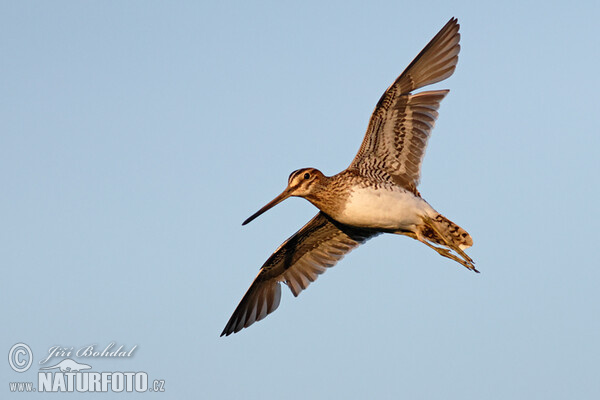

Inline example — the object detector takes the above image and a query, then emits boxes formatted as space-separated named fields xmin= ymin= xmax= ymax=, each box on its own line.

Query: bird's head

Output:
xmin=242 ymin=168 xmax=325 ymax=225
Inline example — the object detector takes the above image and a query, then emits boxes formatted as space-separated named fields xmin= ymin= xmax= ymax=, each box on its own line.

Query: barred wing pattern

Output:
xmin=350 ymin=18 xmax=460 ymax=192
xmin=221 ymin=212 xmax=378 ymax=336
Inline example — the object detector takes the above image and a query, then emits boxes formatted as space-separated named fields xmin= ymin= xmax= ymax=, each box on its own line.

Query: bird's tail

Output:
xmin=417 ymin=213 xmax=477 ymax=272
xmin=421 ymin=213 xmax=472 ymax=249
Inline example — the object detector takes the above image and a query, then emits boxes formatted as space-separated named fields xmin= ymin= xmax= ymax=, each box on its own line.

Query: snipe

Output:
xmin=222 ymin=17 xmax=475 ymax=336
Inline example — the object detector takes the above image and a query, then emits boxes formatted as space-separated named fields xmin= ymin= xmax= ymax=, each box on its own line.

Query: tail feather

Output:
xmin=422 ymin=214 xmax=472 ymax=250
xmin=417 ymin=213 xmax=476 ymax=271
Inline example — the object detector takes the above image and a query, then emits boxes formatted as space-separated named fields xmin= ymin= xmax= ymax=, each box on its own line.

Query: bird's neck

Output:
xmin=302 ymin=173 xmax=353 ymax=216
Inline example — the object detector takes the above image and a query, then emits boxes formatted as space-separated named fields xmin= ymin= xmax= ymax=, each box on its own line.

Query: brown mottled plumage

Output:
xmin=222 ymin=18 xmax=474 ymax=337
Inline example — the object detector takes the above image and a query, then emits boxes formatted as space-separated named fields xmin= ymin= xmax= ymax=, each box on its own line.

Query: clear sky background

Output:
xmin=2 ymin=1 xmax=599 ymax=399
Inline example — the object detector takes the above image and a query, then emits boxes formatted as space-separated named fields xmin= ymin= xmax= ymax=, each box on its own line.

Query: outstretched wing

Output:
xmin=349 ymin=18 xmax=460 ymax=193
xmin=221 ymin=212 xmax=378 ymax=336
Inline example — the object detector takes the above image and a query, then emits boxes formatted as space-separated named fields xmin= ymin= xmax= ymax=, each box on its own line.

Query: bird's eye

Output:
xmin=303 ymin=172 xmax=310 ymax=180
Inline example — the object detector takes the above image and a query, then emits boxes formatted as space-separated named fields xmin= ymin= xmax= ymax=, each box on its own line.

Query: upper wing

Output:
xmin=349 ymin=18 xmax=460 ymax=192
xmin=221 ymin=212 xmax=379 ymax=336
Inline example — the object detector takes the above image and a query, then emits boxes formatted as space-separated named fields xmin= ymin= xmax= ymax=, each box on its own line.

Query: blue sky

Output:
xmin=2 ymin=1 xmax=599 ymax=398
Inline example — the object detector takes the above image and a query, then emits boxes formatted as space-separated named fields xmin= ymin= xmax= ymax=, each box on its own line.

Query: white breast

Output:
xmin=337 ymin=187 xmax=436 ymax=230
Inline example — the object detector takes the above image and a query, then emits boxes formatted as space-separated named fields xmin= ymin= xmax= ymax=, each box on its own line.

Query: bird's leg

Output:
xmin=393 ymin=228 xmax=478 ymax=272
xmin=394 ymin=230 xmax=419 ymax=240
xmin=417 ymin=237 xmax=479 ymax=272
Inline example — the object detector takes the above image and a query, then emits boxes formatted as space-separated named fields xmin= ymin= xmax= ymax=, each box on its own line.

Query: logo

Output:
xmin=7 ymin=342 xmax=166 ymax=394
xmin=39 ymin=358 xmax=91 ymax=372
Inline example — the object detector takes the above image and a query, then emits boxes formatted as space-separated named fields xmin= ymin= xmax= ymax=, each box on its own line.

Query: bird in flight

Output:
xmin=222 ymin=18 xmax=474 ymax=336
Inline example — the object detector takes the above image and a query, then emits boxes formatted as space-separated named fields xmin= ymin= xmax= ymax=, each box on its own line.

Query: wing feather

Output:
xmin=350 ymin=18 xmax=460 ymax=192
xmin=221 ymin=212 xmax=378 ymax=336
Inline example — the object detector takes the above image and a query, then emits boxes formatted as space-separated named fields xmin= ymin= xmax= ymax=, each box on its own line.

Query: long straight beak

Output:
xmin=242 ymin=189 xmax=292 ymax=226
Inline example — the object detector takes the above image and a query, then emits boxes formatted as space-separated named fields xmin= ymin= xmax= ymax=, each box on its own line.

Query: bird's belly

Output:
xmin=335 ymin=188 xmax=434 ymax=230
